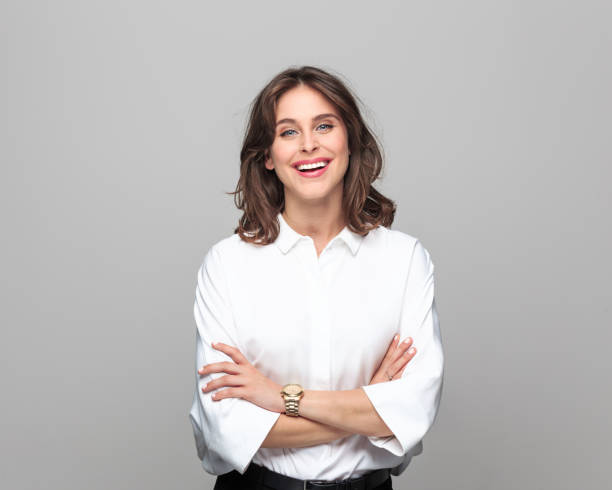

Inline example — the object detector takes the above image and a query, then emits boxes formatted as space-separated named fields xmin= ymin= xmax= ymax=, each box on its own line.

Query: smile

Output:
xmin=293 ymin=159 xmax=331 ymax=178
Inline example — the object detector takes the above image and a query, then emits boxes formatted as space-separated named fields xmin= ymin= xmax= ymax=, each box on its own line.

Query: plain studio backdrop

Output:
xmin=1 ymin=1 xmax=610 ymax=489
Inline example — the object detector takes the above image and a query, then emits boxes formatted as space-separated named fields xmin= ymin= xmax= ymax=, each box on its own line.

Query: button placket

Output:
xmin=314 ymin=244 xmax=331 ymax=392
xmin=295 ymin=239 xmax=330 ymax=392
xmin=317 ymin=244 xmax=336 ymax=461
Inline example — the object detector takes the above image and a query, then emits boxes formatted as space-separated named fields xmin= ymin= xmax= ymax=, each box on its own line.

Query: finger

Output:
xmin=211 ymin=387 xmax=242 ymax=401
xmin=390 ymin=346 xmax=417 ymax=376
xmin=382 ymin=334 xmax=400 ymax=363
xmin=198 ymin=361 xmax=241 ymax=376
xmin=212 ymin=342 xmax=250 ymax=365
xmin=391 ymin=337 xmax=413 ymax=363
xmin=202 ymin=374 xmax=244 ymax=393
xmin=391 ymin=354 xmax=414 ymax=379
xmin=378 ymin=336 xmax=410 ymax=379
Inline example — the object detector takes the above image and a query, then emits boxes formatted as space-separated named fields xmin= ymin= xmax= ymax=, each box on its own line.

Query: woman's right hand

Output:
xmin=369 ymin=334 xmax=416 ymax=384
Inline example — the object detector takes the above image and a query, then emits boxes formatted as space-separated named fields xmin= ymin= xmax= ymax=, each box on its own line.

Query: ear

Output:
xmin=264 ymin=151 xmax=274 ymax=170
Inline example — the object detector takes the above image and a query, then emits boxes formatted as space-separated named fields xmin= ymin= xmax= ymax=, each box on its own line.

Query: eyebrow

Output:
xmin=275 ymin=113 xmax=341 ymax=127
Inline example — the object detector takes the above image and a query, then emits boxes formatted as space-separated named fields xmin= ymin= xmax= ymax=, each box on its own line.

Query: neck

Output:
xmin=282 ymin=198 xmax=345 ymax=243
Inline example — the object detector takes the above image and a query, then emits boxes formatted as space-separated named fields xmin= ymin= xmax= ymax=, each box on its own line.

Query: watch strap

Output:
xmin=284 ymin=395 xmax=300 ymax=417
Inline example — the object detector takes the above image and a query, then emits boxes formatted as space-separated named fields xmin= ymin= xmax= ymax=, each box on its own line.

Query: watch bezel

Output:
xmin=281 ymin=383 xmax=303 ymax=397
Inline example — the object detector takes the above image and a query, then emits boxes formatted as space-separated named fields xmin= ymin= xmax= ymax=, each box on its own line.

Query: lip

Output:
xmin=293 ymin=158 xmax=332 ymax=179
xmin=292 ymin=157 xmax=331 ymax=168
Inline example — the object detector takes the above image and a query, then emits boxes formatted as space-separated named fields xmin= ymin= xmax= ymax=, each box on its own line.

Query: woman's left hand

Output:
xmin=198 ymin=342 xmax=285 ymax=413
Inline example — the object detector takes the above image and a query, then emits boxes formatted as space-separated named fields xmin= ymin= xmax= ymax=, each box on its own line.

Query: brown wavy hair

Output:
xmin=228 ymin=65 xmax=396 ymax=245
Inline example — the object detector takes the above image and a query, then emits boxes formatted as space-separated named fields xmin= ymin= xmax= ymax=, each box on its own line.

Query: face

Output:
xmin=264 ymin=84 xmax=350 ymax=205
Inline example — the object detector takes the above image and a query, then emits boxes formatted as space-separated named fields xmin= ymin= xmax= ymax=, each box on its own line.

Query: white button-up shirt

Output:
xmin=189 ymin=212 xmax=444 ymax=480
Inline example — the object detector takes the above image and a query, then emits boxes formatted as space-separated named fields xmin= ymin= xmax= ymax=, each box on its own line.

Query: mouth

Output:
xmin=293 ymin=158 xmax=332 ymax=178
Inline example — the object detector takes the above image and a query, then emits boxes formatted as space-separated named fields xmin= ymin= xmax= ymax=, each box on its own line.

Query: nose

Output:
xmin=300 ymin=132 xmax=319 ymax=153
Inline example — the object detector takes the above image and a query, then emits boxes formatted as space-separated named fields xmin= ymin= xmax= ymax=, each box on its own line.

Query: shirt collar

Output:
xmin=275 ymin=212 xmax=364 ymax=256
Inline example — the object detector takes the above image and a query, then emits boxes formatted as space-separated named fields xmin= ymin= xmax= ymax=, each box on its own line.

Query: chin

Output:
xmin=298 ymin=183 xmax=344 ymax=202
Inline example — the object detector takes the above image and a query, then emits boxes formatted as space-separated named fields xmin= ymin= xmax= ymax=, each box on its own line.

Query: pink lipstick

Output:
xmin=293 ymin=158 xmax=332 ymax=178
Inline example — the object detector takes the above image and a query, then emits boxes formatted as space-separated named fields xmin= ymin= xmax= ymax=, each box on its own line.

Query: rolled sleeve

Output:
xmin=188 ymin=245 xmax=281 ymax=475
xmin=361 ymin=240 xmax=444 ymax=457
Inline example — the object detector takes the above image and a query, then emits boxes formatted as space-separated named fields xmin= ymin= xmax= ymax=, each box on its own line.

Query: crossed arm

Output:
xmin=199 ymin=334 xmax=417 ymax=449
xmin=262 ymin=389 xmax=392 ymax=448
xmin=261 ymin=333 xmax=418 ymax=448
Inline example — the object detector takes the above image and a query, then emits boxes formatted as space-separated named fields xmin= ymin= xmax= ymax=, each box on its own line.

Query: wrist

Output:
xmin=280 ymin=383 xmax=304 ymax=416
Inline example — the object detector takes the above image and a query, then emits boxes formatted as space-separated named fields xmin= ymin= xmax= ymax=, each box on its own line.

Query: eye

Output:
xmin=279 ymin=123 xmax=334 ymax=138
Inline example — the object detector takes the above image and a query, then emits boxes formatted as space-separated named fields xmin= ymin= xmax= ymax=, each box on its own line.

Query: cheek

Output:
xmin=271 ymin=143 xmax=296 ymax=164
xmin=330 ymin=131 xmax=350 ymax=155
xmin=332 ymin=142 xmax=350 ymax=161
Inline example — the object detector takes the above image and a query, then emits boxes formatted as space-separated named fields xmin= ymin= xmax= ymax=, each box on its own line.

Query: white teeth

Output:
xmin=296 ymin=160 xmax=329 ymax=171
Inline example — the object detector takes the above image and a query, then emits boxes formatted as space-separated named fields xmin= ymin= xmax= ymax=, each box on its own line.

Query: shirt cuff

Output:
xmin=191 ymin=393 xmax=282 ymax=475
xmin=361 ymin=383 xmax=404 ymax=456
xmin=360 ymin=377 xmax=439 ymax=457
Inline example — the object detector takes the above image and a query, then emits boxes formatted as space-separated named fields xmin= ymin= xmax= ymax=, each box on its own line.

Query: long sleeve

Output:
xmin=188 ymin=244 xmax=281 ymax=475
xmin=360 ymin=239 xmax=444 ymax=457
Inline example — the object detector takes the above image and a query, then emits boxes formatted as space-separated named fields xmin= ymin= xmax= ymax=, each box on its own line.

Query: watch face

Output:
xmin=283 ymin=384 xmax=302 ymax=396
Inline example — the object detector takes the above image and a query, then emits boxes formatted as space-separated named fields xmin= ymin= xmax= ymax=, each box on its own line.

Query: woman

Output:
xmin=189 ymin=65 xmax=444 ymax=490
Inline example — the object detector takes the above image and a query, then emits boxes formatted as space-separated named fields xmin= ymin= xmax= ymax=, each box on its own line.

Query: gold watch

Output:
xmin=280 ymin=384 xmax=304 ymax=417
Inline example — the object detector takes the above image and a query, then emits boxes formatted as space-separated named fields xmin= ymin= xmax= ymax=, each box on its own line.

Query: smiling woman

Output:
xmin=230 ymin=66 xmax=397 ymax=247
xmin=189 ymin=65 xmax=444 ymax=490
xmin=264 ymin=85 xmax=351 ymax=204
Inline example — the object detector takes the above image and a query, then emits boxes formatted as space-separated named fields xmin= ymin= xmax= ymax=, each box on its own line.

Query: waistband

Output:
xmin=243 ymin=463 xmax=391 ymax=490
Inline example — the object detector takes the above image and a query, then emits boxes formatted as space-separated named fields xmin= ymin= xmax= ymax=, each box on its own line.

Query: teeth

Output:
xmin=297 ymin=160 xmax=329 ymax=171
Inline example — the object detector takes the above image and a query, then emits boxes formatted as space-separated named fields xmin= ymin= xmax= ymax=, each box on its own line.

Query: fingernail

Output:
xmin=409 ymin=347 xmax=416 ymax=354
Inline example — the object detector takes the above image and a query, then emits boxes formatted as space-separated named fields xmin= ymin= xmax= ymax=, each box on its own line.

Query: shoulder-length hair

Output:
xmin=228 ymin=65 xmax=396 ymax=245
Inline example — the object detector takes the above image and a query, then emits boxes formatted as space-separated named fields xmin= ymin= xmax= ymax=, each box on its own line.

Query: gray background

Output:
xmin=1 ymin=1 xmax=610 ymax=489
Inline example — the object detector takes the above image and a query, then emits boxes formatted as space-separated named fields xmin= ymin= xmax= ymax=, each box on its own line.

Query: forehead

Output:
xmin=275 ymin=85 xmax=340 ymax=121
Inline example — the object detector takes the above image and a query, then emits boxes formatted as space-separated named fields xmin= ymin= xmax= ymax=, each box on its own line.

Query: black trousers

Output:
xmin=213 ymin=469 xmax=393 ymax=490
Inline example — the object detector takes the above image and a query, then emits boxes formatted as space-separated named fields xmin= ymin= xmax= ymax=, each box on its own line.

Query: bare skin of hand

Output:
xmin=369 ymin=334 xmax=417 ymax=384
xmin=198 ymin=342 xmax=285 ymax=413
xmin=198 ymin=334 xmax=417 ymax=414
